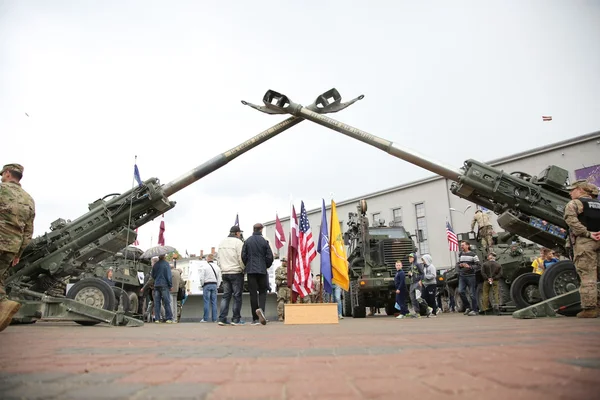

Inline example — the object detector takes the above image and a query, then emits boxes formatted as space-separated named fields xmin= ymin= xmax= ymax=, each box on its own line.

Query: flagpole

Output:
xmin=118 ymin=155 xmax=139 ymax=310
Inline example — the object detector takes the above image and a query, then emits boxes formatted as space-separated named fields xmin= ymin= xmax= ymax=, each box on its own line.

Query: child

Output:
xmin=394 ymin=260 xmax=410 ymax=318
xmin=543 ymin=250 xmax=560 ymax=270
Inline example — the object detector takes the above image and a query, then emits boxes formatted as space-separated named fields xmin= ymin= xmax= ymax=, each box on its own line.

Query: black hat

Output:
xmin=230 ymin=225 xmax=242 ymax=233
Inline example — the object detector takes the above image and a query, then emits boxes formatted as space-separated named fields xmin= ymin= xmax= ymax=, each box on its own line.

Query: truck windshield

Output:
xmin=368 ymin=228 xmax=409 ymax=239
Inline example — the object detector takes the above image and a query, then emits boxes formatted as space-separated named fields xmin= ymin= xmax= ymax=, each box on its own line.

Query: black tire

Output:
xmin=538 ymin=261 xmax=579 ymax=300
xmin=385 ymin=302 xmax=396 ymax=316
xmin=498 ymin=280 xmax=511 ymax=306
xmin=66 ymin=278 xmax=116 ymax=326
xmin=454 ymin=287 xmax=465 ymax=312
xmin=112 ymin=287 xmax=131 ymax=313
xmin=509 ymin=273 xmax=542 ymax=309
xmin=127 ymin=291 xmax=140 ymax=314
xmin=538 ymin=260 xmax=581 ymax=317
xmin=343 ymin=289 xmax=352 ymax=317
xmin=350 ymin=281 xmax=366 ymax=318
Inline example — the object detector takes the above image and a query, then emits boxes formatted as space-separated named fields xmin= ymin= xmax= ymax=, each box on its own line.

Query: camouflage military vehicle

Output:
xmin=341 ymin=199 xmax=417 ymax=318
xmin=442 ymin=231 xmax=541 ymax=313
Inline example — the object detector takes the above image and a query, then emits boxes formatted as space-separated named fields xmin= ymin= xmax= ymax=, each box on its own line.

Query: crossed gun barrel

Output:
xmin=6 ymin=89 xmax=362 ymax=327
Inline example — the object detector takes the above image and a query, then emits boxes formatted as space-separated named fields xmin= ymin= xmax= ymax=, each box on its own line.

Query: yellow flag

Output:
xmin=329 ymin=200 xmax=349 ymax=291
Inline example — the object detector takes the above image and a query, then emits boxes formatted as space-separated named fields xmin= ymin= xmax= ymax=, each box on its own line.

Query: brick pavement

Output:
xmin=0 ymin=314 xmax=599 ymax=399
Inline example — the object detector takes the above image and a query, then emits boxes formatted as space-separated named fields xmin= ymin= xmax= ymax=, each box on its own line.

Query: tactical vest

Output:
xmin=578 ymin=198 xmax=600 ymax=232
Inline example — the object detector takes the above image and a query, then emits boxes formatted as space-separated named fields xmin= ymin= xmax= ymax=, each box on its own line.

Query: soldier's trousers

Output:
xmin=481 ymin=281 xmax=500 ymax=311
xmin=479 ymin=226 xmax=494 ymax=252
xmin=0 ymin=251 xmax=16 ymax=298
xmin=277 ymin=287 xmax=291 ymax=319
xmin=574 ymin=238 xmax=600 ymax=309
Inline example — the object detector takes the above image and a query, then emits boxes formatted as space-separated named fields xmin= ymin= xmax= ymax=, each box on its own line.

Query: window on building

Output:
xmin=372 ymin=212 xmax=381 ymax=226
xmin=392 ymin=207 xmax=402 ymax=226
xmin=415 ymin=203 xmax=429 ymax=255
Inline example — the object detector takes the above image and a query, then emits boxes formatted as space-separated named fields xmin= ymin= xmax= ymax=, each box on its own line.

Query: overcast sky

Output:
xmin=1 ymin=0 xmax=599 ymax=256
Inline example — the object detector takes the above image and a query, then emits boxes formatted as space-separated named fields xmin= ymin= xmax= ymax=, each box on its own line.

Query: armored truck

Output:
xmin=342 ymin=199 xmax=417 ymax=318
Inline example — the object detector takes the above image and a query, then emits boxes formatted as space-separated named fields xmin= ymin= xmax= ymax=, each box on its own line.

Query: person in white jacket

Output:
xmin=216 ymin=226 xmax=245 ymax=325
xmin=421 ymin=254 xmax=439 ymax=316
xmin=200 ymin=254 xmax=222 ymax=322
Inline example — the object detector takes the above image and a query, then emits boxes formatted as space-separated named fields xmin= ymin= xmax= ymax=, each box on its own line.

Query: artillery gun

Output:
xmin=5 ymin=89 xmax=363 ymax=327
xmin=72 ymin=246 xmax=151 ymax=315
xmin=442 ymin=231 xmax=541 ymax=314
xmin=248 ymin=89 xmax=593 ymax=318
xmin=340 ymin=199 xmax=417 ymax=317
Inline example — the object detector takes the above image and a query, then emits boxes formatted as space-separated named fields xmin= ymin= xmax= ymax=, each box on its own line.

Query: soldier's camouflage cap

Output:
xmin=1 ymin=163 xmax=24 ymax=174
xmin=566 ymin=179 xmax=599 ymax=196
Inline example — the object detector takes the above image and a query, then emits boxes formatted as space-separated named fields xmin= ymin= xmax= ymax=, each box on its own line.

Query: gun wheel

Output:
xmin=510 ymin=273 xmax=542 ymax=309
xmin=127 ymin=291 xmax=140 ymax=314
xmin=66 ymin=278 xmax=117 ymax=325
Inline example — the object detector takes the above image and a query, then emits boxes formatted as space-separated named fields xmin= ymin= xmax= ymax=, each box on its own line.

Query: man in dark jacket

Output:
xmin=480 ymin=252 xmax=503 ymax=315
xmin=151 ymin=254 xmax=173 ymax=323
xmin=456 ymin=241 xmax=481 ymax=316
xmin=242 ymin=223 xmax=274 ymax=325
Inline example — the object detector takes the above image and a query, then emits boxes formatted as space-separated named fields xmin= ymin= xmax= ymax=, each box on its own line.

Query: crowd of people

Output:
xmin=1 ymin=162 xmax=599 ymax=333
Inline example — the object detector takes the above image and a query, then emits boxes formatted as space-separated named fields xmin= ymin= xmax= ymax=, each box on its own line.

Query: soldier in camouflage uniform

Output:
xmin=275 ymin=258 xmax=291 ymax=321
xmin=564 ymin=180 xmax=600 ymax=318
xmin=471 ymin=209 xmax=494 ymax=253
xmin=0 ymin=164 xmax=36 ymax=332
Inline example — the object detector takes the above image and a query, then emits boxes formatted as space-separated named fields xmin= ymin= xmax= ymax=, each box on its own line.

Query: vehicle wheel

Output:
xmin=127 ymin=291 xmax=139 ymax=313
xmin=538 ymin=261 xmax=579 ymax=300
xmin=454 ymin=289 xmax=465 ymax=312
xmin=350 ymin=281 xmax=366 ymax=318
xmin=498 ymin=280 xmax=511 ymax=306
xmin=385 ymin=302 xmax=396 ymax=316
xmin=538 ymin=260 xmax=580 ymax=316
xmin=66 ymin=278 xmax=116 ymax=326
xmin=509 ymin=273 xmax=542 ymax=309
xmin=112 ymin=287 xmax=131 ymax=312
xmin=343 ymin=289 xmax=352 ymax=317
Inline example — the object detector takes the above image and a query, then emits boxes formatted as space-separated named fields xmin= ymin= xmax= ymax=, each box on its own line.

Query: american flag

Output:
xmin=542 ymin=116 xmax=552 ymax=122
xmin=295 ymin=201 xmax=315 ymax=297
xmin=446 ymin=221 xmax=459 ymax=252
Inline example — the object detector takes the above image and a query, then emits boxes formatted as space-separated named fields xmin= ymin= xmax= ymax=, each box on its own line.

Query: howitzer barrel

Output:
xmin=258 ymin=90 xmax=461 ymax=182
xmin=162 ymin=117 xmax=302 ymax=197
xmin=162 ymin=88 xmax=364 ymax=197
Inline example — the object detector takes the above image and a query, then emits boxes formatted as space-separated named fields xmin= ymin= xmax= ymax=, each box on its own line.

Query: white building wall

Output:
xmin=265 ymin=132 xmax=600 ymax=274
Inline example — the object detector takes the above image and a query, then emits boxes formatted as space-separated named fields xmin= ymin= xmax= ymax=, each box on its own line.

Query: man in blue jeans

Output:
xmin=331 ymin=283 xmax=344 ymax=319
xmin=456 ymin=241 xmax=480 ymax=316
xmin=151 ymin=254 xmax=173 ymax=323
xmin=200 ymin=255 xmax=222 ymax=322
xmin=217 ymin=226 xmax=245 ymax=326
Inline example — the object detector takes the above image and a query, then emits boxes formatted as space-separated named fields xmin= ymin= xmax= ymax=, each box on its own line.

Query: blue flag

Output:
xmin=234 ymin=213 xmax=239 ymax=226
xmin=317 ymin=199 xmax=333 ymax=294
xmin=134 ymin=164 xmax=143 ymax=187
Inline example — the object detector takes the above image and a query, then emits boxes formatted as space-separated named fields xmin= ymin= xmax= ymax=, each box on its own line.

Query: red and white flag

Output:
xmin=274 ymin=214 xmax=286 ymax=250
xmin=133 ymin=228 xmax=139 ymax=246
xmin=158 ymin=220 xmax=165 ymax=246
xmin=286 ymin=205 xmax=299 ymax=291
xmin=542 ymin=116 xmax=552 ymax=122
xmin=295 ymin=201 xmax=315 ymax=297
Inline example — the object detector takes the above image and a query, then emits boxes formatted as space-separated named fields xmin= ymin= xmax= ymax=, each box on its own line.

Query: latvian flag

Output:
xmin=542 ymin=116 xmax=552 ymax=122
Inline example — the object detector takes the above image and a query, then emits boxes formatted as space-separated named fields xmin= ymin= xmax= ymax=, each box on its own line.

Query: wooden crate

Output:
xmin=284 ymin=303 xmax=339 ymax=325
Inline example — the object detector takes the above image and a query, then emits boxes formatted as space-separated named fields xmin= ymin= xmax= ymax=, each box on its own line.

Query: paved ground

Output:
xmin=1 ymin=313 xmax=599 ymax=399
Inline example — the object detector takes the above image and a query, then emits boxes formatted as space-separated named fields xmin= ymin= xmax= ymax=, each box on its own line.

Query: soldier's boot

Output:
xmin=278 ymin=316 xmax=284 ymax=322
xmin=493 ymin=306 xmax=500 ymax=316
xmin=0 ymin=299 xmax=21 ymax=332
xmin=576 ymin=308 xmax=599 ymax=318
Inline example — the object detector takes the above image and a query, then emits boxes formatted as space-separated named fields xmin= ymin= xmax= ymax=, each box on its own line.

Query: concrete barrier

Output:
xmin=180 ymin=293 xmax=279 ymax=322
